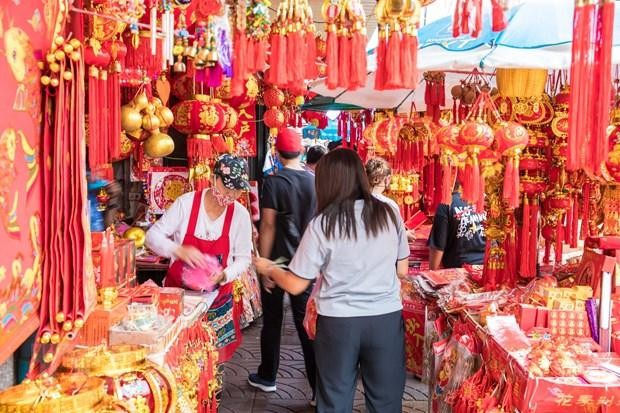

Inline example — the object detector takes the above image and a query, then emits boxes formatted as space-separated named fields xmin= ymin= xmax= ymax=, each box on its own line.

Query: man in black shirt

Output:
xmin=428 ymin=181 xmax=486 ymax=269
xmin=249 ymin=128 xmax=317 ymax=405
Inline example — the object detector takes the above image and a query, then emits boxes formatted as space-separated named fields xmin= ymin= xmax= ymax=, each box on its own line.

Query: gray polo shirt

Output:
xmin=289 ymin=200 xmax=409 ymax=317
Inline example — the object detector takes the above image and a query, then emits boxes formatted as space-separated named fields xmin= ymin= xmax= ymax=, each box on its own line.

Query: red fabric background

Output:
xmin=0 ymin=0 xmax=61 ymax=363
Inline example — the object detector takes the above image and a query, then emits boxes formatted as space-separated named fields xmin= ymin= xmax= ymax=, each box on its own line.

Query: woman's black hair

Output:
xmin=306 ymin=145 xmax=327 ymax=165
xmin=314 ymin=149 xmax=399 ymax=240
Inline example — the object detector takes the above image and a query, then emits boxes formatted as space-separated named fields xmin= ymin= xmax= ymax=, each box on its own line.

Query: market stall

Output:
xmin=0 ymin=0 xmax=619 ymax=411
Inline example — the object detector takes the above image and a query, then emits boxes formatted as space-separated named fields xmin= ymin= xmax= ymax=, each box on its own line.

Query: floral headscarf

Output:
xmin=213 ymin=154 xmax=250 ymax=190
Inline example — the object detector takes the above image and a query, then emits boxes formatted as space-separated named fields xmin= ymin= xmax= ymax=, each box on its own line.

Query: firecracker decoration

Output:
xmin=322 ymin=0 xmax=368 ymax=90
xmin=374 ymin=0 xmax=420 ymax=91
xmin=452 ymin=0 xmax=507 ymax=38
xmin=172 ymin=94 xmax=226 ymax=190
xmin=567 ymin=0 xmax=614 ymax=175
xmin=31 ymin=36 xmax=96 ymax=375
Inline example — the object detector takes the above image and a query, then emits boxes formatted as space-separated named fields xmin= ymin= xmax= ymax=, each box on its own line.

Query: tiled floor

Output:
xmin=220 ymin=305 xmax=429 ymax=413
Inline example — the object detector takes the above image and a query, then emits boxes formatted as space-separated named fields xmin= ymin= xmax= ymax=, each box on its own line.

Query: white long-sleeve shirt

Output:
xmin=145 ymin=191 xmax=253 ymax=283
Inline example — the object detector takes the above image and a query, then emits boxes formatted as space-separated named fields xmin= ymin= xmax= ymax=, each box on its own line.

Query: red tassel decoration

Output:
xmin=520 ymin=196 xmax=531 ymax=278
xmin=305 ymin=30 xmax=318 ymax=79
xmin=491 ymin=0 xmax=507 ymax=31
xmin=385 ymin=26 xmax=403 ymax=89
xmin=109 ymin=71 xmax=121 ymax=160
xmin=374 ymin=29 xmax=387 ymax=90
xmin=581 ymin=181 xmax=591 ymax=239
xmin=99 ymin=71 xmax=109 ymax=164
xmin=571 ymin=194 xmax=579 ymax=248
xmin=338 ymin=33 xmax=351 ymax=89
xmin=276 ymin=31 xmax=288 ymax=86
xmin=326 ymin=24 xmax=339 ymax=89
xmin=88 ymin=68 xmax=100 ymax=170
xmin=350 ymin=31 xmax=367 ymax=90
xmin=529 ymin=198 xmax=539 ymax=276
xmin=453 ymin=0 xmax=464 ymax=37
xmin=472 ymin=0 xmax=483 ymax=38
xmin=266 ymin=32 xmax=279 ymax=84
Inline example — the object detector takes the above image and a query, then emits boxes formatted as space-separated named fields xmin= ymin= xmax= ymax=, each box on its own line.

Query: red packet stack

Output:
xmin=158 ymin=288 xmax=184 ymax=320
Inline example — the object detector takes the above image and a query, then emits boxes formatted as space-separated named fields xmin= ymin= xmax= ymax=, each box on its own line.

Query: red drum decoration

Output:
xmin=436 ymin=123 xmax=462 ymax=204
xmin=458 ymin=118 xmax=494 ymax=209
xmin=495 ymin=121 xmax=529 ymax=208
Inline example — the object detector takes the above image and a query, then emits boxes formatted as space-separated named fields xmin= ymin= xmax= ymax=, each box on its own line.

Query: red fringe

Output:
xmin=385 ymin=29 xmax=403 ymax=89
xmin=520 ymin=197 xmax=531 ymax=278
xmin=305 ymin=31 xmax=318 ymax=79
xmin=374 ymin=32 xmax=387 ymax=90
xmin=453 ymin=0 xmax=464 ymax=37
xmin=571 ymin=194 xmax=579 ymax=248
xmin=255 ymin=38 xmax=268 ymax=72
xmin=246 ymin=36 xmax=256 ymax=73
xmin=338 ymin=34 xmax=351 ymax=89
xmin=326 ymin=29 xmax=339 ymax=89
xmin=276 ymin=33 xmax=288 ymax=86
xmin=266 ymin=33 xmax=279 ymax=84
xmin=491 ymin=0 xmax=507 ymax=31
xmin=472 ymin=0 xmax=483 ymax=38
xmin=581 ymin=182 xmax=590 ymax=239
xmin=350 ymin=32 xmax=367 ymax=90
xmin=529 ymin=199 xmax=539 ymax=275
xmin=109 ymin=71 xmax=121 ymax=160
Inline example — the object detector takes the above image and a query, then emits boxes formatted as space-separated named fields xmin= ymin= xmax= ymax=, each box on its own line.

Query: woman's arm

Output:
xmin=254 ymin=257 xmax=313 ymax=295
xmin=221 ymin=205 xmax=253 ymax=282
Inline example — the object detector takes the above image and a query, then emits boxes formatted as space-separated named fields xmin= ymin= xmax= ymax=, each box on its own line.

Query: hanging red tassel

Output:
xmin=326 ymin=24 xmax=339 ymax=89
xmin=350 ymin=31 xmax=367 ymax=90
xmin=453 ymin=0 xmax=464 ymax=37
xmin=338 ymin=32 xmax=351 ymax=89
xmin=472 ymin=0 xmax=483 ymax=38
xmin=520 ymin=196 xmax=531 ymax=278
xmin=276 ymin=31 xmax=288 ymax=86
xmin=88 ymin=68 xmax=99 ymax=170
xmin=401 ymin=33 xmax=414 ymax=89
xmin=109 ymin=71 xmax=121 ymax=160
xmin=305 ymin=30 xmax=318 ymax=79
xmin=266 ymin=32 xmax=279 ymax=84
xmin=555 ymin=224 xmax=564 ymax=264
xmin=375 ymin=28 xmax=387 ymax=90
xmin=571 ymin=194 xmax=579 ymax=248
xmin=385 ymin=26 xmax=402 ymax=89
xmin=255 ymin=38 xmax=268 ymax=72
xmin=581 ymin=181 xmax=591 ymax=239
xmin=529 ymin=198 xmax=539 ymax=276
xmin=491 ymin=0 xmax=507 ymax=31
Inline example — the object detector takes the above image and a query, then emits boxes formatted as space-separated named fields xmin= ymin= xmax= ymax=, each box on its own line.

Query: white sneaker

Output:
xmin=248 ymin=373 xmax=277 ymax=392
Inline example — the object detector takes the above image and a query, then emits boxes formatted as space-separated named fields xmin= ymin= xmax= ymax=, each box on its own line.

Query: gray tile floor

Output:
xmin=220 ymin=305 xmax=429 ymax=412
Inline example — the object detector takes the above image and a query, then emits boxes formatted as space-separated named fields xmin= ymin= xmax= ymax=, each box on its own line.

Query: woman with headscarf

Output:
xmin=146 ymin=154 xmax=253 ymax=361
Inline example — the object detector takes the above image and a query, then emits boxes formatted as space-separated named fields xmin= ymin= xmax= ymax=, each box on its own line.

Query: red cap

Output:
xmin=276 ymin=128 xmax=302 ymax=153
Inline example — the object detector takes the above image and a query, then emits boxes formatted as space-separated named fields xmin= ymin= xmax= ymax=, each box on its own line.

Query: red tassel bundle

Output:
xmin=187 ymin=137 xmax=213 ymax=191
xmin=520 ymin=196 xmax=531 ymax=278
xmin=385 ymin=26 xmax=403 ymax=89
xmin=325 ymin=25 xmax=339 ymax=89
xmin=374 ymin=27 xmax=387 ymax=90
xmin=529 ymin=198 xmax=539 ymax=275
xmin=568 ymin=0 xmax=613 ymax=175
xmin=338 ymin=33 xmax=352 ymax=89
xmin=305 ymin=29 xmax=319 ymax=79
xmin=491 ymin=0 xmax=507 ymax=32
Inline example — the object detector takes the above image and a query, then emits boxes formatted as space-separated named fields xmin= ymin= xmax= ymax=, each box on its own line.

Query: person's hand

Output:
xmin=253 ymin=257 xmax=276 ymax=293
xmin=174 ymin=245 xmax=206 ymax=268
xmin=407 ymin=229 xmax=416 ymax=242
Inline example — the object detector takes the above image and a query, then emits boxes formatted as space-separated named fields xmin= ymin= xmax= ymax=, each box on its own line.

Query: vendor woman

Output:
xmin=146 ymin=154 xmax=253 ymax=361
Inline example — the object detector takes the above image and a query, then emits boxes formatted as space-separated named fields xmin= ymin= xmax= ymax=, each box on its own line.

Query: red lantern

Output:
xmin=263 ymin=87 xmax=285 ymax=108
xmin=458 ymin=119 xmax=494 ymax=207
xmin=171 ymin=95 xmax=227 ymax=135
xmin=495 ymin=121 xmax=529 ymax=208
xmin=264 ymin=107 xmax=285 ymax=135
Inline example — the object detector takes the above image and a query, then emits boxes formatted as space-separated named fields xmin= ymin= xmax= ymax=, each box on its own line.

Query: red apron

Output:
xmin=164 ymin=190 xmax=242 ymax=362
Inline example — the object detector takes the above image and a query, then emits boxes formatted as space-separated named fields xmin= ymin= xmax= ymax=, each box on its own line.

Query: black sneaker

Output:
xmin=248 ymin=373 xmax=277 ymax=392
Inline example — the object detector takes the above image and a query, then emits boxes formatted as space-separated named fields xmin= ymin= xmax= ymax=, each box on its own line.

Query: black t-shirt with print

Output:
xmin=261 ymin=168 xmax=316 ymax=262
xmin=427 ymin=192 xmax=486 ymax=268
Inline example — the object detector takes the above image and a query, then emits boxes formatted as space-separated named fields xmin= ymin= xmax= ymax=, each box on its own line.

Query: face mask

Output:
xmin=212 ymin=185 xmax=236 ymax=207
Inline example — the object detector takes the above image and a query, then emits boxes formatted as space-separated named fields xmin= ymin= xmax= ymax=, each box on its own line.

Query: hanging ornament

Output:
xmin=495 ymin=121 xmax=529 ymax=208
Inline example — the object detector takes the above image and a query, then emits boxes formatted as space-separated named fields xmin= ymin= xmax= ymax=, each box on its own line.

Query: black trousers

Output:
xmin=257 ymin=283 xmax=317 ymax=393
xmin=314 ymin=311 xmax=405 ymax=413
